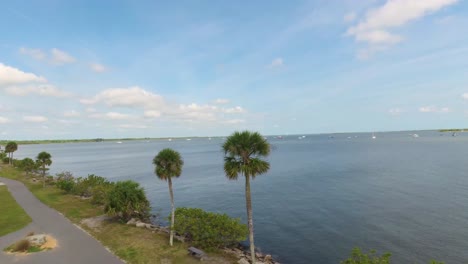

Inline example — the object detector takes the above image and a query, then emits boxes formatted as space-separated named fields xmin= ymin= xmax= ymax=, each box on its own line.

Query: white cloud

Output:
xmin=388 ymin=108 xmax=404 ymax=115
xmin=224 ymin=119 xmax=245 ymax=124
xmin=347 ymin=0 xmax=458 ymax=56
xmin=51 ymin=48 xmax=76 ymax=65
xmin=462 ymin=93 xmax=468 ymax=100
xmin=118 ymin=124 xmax=148 ymax=129
xmin=223 ymin=106 xmax=245 ymax=114
xmin=268 ymin=58 xmax=284 ymax=68
xmin=4 ymin=84 xmax=71 ymax=97
xmin=90 ymin=63 xmax=107 ymax=73
xmin=0 ymin=63 xmax=47 ymax=85
xmin=419 ymin=106 xmax=451 ymax=113
xmin=344 ymin=12 xmax=357 ymax=23
xmin=80 ymin=86 xmax=165 ymax=109
xmin=63 ymin=110 xmax=80 ymax=117
xmin=90 ymin=112 xmax=132 ymax=120
xmin=0 ymin=117 xmax=9 ymax=124
xmin=23 ymin=115 xmax=48 ymax=122
xmin=85 ymin=107 xmax=97 ymax=113
xmin=214 ymin=98 xmax=230 ymax=104
xmin=19 ymin=47 xmax=46 ymax=60
xmin=143 ymin=110 xmax=161 ymax=118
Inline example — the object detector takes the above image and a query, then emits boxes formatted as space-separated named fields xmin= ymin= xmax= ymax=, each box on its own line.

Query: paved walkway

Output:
xmin=0 ymin=177 xmax=124 ymax=264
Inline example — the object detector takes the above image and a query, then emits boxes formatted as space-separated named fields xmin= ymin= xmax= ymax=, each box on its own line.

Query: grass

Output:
xmin=0 ymin=165 xmax=236 ymax=263
xmin=0 ymin=185 xmax=32 ymax=237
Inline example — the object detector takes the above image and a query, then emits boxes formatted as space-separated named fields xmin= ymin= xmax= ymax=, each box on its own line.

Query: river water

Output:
xmin=13 ymin=131 xmax=468 ymax=263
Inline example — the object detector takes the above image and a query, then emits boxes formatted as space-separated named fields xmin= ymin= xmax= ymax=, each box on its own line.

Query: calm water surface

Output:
xmin=14 ymin=131 xmax=468 ymax=264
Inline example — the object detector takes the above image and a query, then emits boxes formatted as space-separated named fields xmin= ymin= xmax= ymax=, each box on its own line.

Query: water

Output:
xmin=13 ymin=131 xmax=468 ymax=264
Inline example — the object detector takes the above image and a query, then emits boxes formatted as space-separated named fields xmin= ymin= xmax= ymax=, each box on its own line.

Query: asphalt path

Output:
xmin=0 ymin=176 xmax=124 ymax=264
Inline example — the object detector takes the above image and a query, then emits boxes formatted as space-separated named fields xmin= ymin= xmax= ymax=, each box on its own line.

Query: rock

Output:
xmin=126 ymin=218 xmax=138 ymax=225
xmin=144 ymin=223 xmax=153 ymax=229
xmin=136 ymin=222 xmax=146 ymax=228
xmin=264 ymin=255 xmax=272 ymax=262
xmin=256 ymin=252 xmax=263 ymax=258
xmin=238 ymin=258 xmax=250 ymax=264
xmin=27 ymin=234 xmax=47 ymax=246
xmin=81 ymin=215 xmax=111 ymax=229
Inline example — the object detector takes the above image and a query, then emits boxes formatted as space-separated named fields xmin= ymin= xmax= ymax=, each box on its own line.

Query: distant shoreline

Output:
xmin=1 ymin=128 xmax=466 ymax=145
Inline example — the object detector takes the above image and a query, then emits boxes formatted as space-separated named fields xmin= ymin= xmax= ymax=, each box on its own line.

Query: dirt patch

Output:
xmin=81 ymin=215 xmax=112 ymax=230
xmin=41 ymin=235 xmax=57 ymax=250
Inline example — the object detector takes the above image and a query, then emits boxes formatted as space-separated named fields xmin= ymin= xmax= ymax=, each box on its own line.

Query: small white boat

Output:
xmin=168 ymin=138 xmax=172 ymax=141
xmin=116 ymin=141 xmax=122 ymax=144
xmin=372 ymin=133 xmax=376 ymax=139
xmin=208 ymin=137 xmax=212 ymax=140
xmin=413 ymin=134 xmax=419 ymax=138
xmin=186 ymin=138 xmax=191 ymax=141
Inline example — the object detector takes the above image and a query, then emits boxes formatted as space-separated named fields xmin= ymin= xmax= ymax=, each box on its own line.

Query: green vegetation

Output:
xmin=105 ymin=180 xmax=151 ymax=221
xmin=5 ymin=141 xmax=18 ymax=165
xmin=0 ymin=185 xmax=32 ymax=236
xmin=0 ymin=165 xmax=235 ymax=263
xmin=223 ymin=131 xmax=271 ymax=262
xmin=153 ymin=148 xmax=184 ymax=246
xmin=172 ymin=207 xmax=248 ymax=250
xmin=20 ymin=158 xmax=37 ymax=175
xmin=340 ymin=248 xmax=444 ymax=264
xmin=36 ymin=151 xmax=52 ymax=188
xmin=439 ymin=128 xmax=467 ymax=132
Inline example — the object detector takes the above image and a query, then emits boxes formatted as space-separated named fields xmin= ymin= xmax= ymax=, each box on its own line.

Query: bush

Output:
xmin=56 ymin=171 xmax=76 ymax=193
xmin=72 ymin=174 xmax=110 ymax=197
xmin=172 ymin=207 xmax=248 ymax=250
xmin=105 ymin=180 xmax=150 ymax=221
xmin=341 ymin=248 xmax=391 ymax=264
xmin=20 ymin=158 xmax=36 ymax=175
xmin=2 ymin=157 xmax=10 ymax=164
xmin=90 ymin=183 xmax=114 ymax=205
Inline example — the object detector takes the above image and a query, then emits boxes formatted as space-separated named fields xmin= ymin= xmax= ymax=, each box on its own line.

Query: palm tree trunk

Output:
xmin=11 ymin=152 xmax=13 ymax=165
xmin=245 ymin=175 xmax=255 ymax=263
xmin=42 ymin=165 xmax=46 ymax=188
xmin=168 ymin=178 xmax=175 ymax=246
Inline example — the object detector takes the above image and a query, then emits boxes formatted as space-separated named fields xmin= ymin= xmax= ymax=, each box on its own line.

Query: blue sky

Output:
xmin=1 ymin=0 xmax=467 ymax=139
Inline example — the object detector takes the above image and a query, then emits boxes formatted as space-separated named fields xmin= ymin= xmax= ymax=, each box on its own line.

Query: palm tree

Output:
xmin=223 ymin=131 xmax=271 ymax=263
xmin=153 ymin=148 xmax=184 ymax=246
xmin=36 ymin=151 xmax=52 ymax=188
xmin=5 ymin=141 xmax=18 ymax=165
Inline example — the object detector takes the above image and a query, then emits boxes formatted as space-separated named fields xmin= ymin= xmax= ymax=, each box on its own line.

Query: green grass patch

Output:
xmin=0 ymin=165 xmax=237 ymax=263
xmin=0 ymin=185 xmax=32 ymax=237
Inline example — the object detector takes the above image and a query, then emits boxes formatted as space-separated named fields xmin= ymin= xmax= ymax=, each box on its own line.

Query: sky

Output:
xmin=1 ymin=0 xmax=468 ymax=140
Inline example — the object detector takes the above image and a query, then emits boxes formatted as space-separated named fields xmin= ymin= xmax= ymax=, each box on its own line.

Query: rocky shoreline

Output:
xmin=126 ymin=218 xmax=280 ymax=263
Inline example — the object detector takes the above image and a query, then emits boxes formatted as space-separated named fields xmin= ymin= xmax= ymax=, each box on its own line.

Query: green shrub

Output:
xmin=341 ymin=248 xmax=391 ymax=264
xmin=172 ymin=207 xmax=248 ymax=250
xmin=105 ymin=180 xmax=150 ymax=221
xmin=2 ymin=157 xmax=10 ymax=164
xmin=20 ymin=158 xmax=36 ymax=175
xmin=12 ymin=159 xmax=22 ymax=167
xmin=72 ymin=174 xmax=110 ymax=197
xmin=0 ymin=152 xmax=6 ymax=160
xmin=56 ymin=171 xmax=76 ymax=193
xmin=90 ymin=183 xmax=114 ymax=205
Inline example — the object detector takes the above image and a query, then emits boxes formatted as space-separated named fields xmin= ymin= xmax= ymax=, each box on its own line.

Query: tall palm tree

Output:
xmin=5 ymin=141 xmax=18 ymax=165
xmin=223 ymin=131 xmax=270 ymax=263
xmin=36 ymin=151 xmax=52 ymax=188
xmin=153 ymin=148 xmax=184 ymax=246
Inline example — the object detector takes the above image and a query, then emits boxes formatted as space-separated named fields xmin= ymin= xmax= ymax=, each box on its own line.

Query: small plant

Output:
xmin=341 ymin=248 xmax=391 ymax=264
xmin=105 ymin=180 xmax=150 ymax=221
xmin=172 ymin=207 xmax=248 ymax=250
xmin=12 ymin=239 xmax=31 ymax=252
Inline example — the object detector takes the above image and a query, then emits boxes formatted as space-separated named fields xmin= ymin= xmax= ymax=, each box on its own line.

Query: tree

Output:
xmin=153 ymin=148 xmax=184 ymax=246
xmin=5 ymin=141 xmax=18 ymax=165
xmin=36 ymin=151 xmax=52 ymax=188
xmin=21 ymin=158 xmax=36 ymax=176
xmin=105 ymin=180 xmax=150 ymax=221
xmin=223 ymin=131 xmax=270 ymax=263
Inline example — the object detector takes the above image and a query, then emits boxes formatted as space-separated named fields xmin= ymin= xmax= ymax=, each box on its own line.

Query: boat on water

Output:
xmin=116 ymin=141 xmax=122 ymax=144
xmin=452 ymin=132 xmax=457 ymax=137
xmin=372 ymin=133 xmax=376 ymax=139
xmin=168 ymin=138 xmax=172 ymax=141
xmin=186 ymin=138 xmax=191 ymax=141
xmin=413 ymin=134 xmax=419 ymax=138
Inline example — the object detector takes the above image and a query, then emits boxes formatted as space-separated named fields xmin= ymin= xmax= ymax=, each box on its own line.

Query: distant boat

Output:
xmin=372 ymin=133 xmax=376 ymax=139
xmin=208 ymin=137 xmax=212 ymax=140
xmin=186 ymin=138 xmax=191 ymax=141
xmin=116 ymin=141 xmax=122 ymax=144
xmin=452 ymin=132 xmax=457 ymax=137
xmin=168 ymin=138 xmax=172 ymax=141
xmin=412 ymin=134 xmax=419 ymax=138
